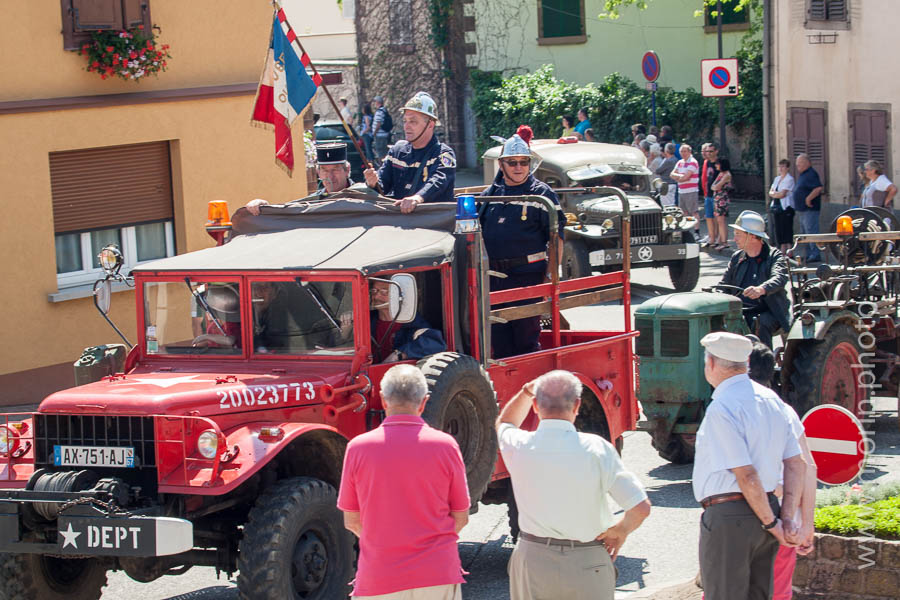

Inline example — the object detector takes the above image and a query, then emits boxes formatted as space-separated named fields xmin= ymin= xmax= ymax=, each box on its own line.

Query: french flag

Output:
xmin=251 ymin=9 xmax=322 ymax=175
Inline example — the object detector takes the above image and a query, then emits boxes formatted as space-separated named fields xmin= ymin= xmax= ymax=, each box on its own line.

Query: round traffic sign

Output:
xmin=801 ymin=404 xmax=868 ymax=485
xmin=642 ymin=51 xmax=660 ymax=82
xmin=709 ymin=67 xmax=731 ymax=90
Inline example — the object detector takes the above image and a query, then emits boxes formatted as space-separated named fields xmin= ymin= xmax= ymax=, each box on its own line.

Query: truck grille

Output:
xmin=631 ymin=212 xmax=661 ymax=245
xmin=33 ymin=415 xmax=156 ymax=468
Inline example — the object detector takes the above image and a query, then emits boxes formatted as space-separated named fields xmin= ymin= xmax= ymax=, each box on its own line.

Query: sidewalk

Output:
xmin=620 ymin=578 xmax=702 ymax=599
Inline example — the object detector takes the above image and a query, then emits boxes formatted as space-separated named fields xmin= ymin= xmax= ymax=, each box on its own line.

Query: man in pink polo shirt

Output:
xmin=338 ymin=364 xmax=470 ymax=599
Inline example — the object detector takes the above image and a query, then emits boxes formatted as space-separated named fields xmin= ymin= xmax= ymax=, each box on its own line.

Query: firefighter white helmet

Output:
xmin=499 ymin=135 xmax=531 ymax=159
xmin=401 ymin=91 xmax=440 ymax=123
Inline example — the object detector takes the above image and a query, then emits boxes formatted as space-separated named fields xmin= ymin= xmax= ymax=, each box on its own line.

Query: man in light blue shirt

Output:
xmin=693 ymin=332 xmax=806 ymax=600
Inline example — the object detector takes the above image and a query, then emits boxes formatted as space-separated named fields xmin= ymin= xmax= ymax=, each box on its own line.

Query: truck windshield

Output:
xmin=142 ymin=280 xmax=356 ymax=357
xmin=580 ymin=173 xmax=648 ymax=193
xmin=144 ymin=281 xmax=243 ymax=355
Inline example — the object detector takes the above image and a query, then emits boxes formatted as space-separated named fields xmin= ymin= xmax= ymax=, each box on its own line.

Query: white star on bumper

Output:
xmin=59 ymin=522 xmax=81 ymax=549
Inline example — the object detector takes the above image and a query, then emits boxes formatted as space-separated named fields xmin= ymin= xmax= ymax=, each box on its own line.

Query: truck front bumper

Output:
xmin=589 ymin=242 xmax=699 ymax=267
xmin=0 ymin=497 xmax=192 ymax=557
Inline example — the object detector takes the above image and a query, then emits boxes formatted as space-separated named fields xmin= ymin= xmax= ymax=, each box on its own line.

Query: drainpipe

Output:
xmin=762 ymin=0 xmax=773 ymax=207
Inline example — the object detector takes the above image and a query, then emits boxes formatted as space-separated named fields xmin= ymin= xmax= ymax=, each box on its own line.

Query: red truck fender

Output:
xmin=158 ymin=422 xmax=348 ymax=495
xmin=570 ymin=372 xmax=626 ymax=442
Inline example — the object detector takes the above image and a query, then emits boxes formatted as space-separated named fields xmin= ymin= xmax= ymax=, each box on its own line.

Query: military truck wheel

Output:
xmin=786 ymin=323 xmax=866 ymax=418
xmin=0 ymin=553 xmax=108 ymax=600
xmin=651 ymin=434 xmax=694 ymax=464
xmin=668 ymin=232 xmax=700 ymax=292
xmin=562 ymin=239 xmax=592 ymax=280
xmin=237 ymin=477 xmax=354 ymax=600
xmin=418 ymin=353 xmax=499 ymax=505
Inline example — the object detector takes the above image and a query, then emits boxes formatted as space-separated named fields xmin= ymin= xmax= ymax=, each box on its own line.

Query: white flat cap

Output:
xmin=701 ymin=331 xmax=752 ymax=362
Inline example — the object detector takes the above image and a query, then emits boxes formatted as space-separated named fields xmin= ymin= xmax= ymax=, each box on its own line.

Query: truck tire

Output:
xmin=562 ymin=239 xmax=592 ymax=280
xmin=786 ymin=323 xmax=866 ymax=418
xmin=668 ymin=231 xmax=700 ymax=292
xmin=0 ymin=553 xmax=107 ymax=600
xmin=237 ymin=477 xmax=354 ymax=600
xmin=418 ymin=353 xmax=499 ymax=506
xmin=651 ymin=434 xmax=694 ymax=464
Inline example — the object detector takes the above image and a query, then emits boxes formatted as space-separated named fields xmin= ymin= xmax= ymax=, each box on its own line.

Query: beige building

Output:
xmin=773 ymin=0 xmax=894 ymax=206
xmin=0 ymin=1 xmax=310 ymax=406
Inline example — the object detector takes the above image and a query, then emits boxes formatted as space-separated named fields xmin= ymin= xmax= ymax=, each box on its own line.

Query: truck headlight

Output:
xmin=97 ymin=245 xmax=124 ymax=276
xmin=664 ymin=214 xmax=676 ymax=227
xmin=0 ymin=425 xmax=19 ymax=457
xmin=601 ymin=218 xmax=615 ymax=230
xmin=197 ymin=430 xmax=220 ymax=459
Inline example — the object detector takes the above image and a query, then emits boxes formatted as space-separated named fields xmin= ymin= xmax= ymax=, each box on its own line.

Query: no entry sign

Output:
xmin=642 ymin=51 xmax=660 ymax=82
xmin=700 ymin=58 xmax=739 ymax=97
xmin=801 ymin=404 xmax=868 ymax=485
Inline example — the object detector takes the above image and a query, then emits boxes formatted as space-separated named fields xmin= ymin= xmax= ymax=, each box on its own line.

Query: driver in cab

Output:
xmin=718 ymin=210 xmax=791 ymax=348
xmin=368 ymin=278 xmax=446 ymax=363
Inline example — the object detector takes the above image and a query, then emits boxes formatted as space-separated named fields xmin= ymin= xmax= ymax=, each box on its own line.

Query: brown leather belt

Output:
xmin=700 ymin=492 xmax=746 ymax=509
xmin=519 ymin=531 xmax=604 ymax=548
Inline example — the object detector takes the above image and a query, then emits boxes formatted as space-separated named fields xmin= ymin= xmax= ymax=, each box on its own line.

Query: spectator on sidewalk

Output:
xmin=338 ymin=364 xmax=470 ymax=600
xmin=583 ymin=128 xmax=597 ymax=142
xmin=862 ymin=159 xmax=898 ymax=209
xmin=768 ymin=159 xmax=795 ymax=253
xmin=372 ymin=95 xmax=393 ymax=161
xmin=339 ymin=96 xmax=353 ymax=123
xmin=658 ymin=125 xmax=674 ymax=146
xmin=711 ymin=157 xmax=733 ymax=250
xmin=655 ymin=143 xmax=679 ymax=207
xmin=573 ymin=108 xmax=591 ymax=140
xmin=671 ymin=144 xmax=701 ymax=237
xmin=700 ymin=143 xmax=720 ymax=246
xmin=693 ymin=332 xmax=806 ymax=600
xmin=647 ymin=143 xmax=663 ymax=172
xmin=359 ymin=102 xmax=375 ymax=160
xmin=792 ymin=154 xmax=824 ymax=263
xmin=561 ymin=114 xmax=576 ymax=138
xmin=747 ymin=341 xmax=817 ymax=600
xmin=497 ymin=370 xmax=651 ymax=600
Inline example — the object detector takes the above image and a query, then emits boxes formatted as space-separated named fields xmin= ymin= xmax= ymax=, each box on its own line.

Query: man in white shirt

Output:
xmin=338 ymin=96 xmax=353 ymax=123
xmin=671 ymin=144 xmax=701 ymax=237
xmin=693 ymin=332 xmax=807 ymax=600
xmin=497 ymin=370 xmax=651 ymax=600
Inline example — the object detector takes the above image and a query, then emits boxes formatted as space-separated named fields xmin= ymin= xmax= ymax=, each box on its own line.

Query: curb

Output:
xmin=615 ymin=578 xmax=699 ymax=599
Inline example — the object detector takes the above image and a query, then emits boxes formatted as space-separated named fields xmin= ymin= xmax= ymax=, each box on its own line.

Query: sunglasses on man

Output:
xmin=502 ymin=159 xmax=530 ymax=167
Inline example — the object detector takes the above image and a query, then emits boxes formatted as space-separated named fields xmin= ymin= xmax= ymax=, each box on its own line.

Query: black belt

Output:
xmin=701 ymin=491 xmax=778 ymax=509
xmin=489 ymin=252 xmax=547 ymax=272
xmin=519 ymin=531 xmax=604 ymax=548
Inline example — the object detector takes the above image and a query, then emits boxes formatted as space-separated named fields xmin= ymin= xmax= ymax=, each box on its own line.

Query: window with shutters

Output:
xmin=787 ymin=104 xmax=829 ymax=191
xmin=538 ymin=0 xmax=586 ymax=45
xmin=849 ymin=108 xmax=891 ymax=201
xmin=703 ymin=0 xmax=751 ymax=33
xmin=805 ymin=0 xmax=850 ymax=30
xmin=51 ymin=141 xmax=175 ymax=288
xmin=61 ymin=0 xmax=153 ymax=51
xmin=388 ymin=0 xmax=415 ymax=53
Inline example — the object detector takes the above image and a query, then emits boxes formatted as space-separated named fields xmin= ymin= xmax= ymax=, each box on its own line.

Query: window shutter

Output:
xmin=808 ymin=0 xmax=827 ymax=20
xmin=826 ymin=0 xmax=846 ymax=21
xmin=850 ymin=110 xmax=890 ymax=198
xmin=50 ymin=142 xmax=173 ymax=234
xmin=122 ymin=0 xmax=148 ymax=29
xmin=541 ymin=0 xmax=583 ymax=38
xmin=388 ymin=0 xmax=414 ymax=48
xmin=71 ymin=0 xmax=123 ymax=32
xmin=787 ymin=106 xmax=828 ymax=189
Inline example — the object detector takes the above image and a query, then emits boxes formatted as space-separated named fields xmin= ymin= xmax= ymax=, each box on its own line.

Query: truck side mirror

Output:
xmin=652 ymin=177 xmax=669 ymax=197
xmin=93 ymin=279 xmax=112 ymax=315
xmin=389 ymin=274 xmax=417 ymax=324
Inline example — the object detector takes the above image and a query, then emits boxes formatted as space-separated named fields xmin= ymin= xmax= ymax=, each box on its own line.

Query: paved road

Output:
xmin=95 ymin=251 xmax=900 ymax=599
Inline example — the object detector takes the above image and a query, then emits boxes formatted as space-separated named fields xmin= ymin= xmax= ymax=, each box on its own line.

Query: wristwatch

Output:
xmin=761 ymin=517 xmax=779 ymax=530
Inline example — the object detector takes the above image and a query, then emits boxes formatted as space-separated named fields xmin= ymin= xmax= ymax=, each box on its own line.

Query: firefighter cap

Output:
xmin=401 ymin=91 xmax=440 ymax=123
xmin=499 ymin=134 xmax=532 ymax=159
xmin=701 ymin=331 xmax=753 ymax=363
xmin=316 ymin=142 xmax=348 ymax=165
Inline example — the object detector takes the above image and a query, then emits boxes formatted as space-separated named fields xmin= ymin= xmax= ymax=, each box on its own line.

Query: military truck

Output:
xmin=482 ymin=139 xmax=701 ymax=292
xmin=636 ymin=207 xmax=900 ymax=463
xmin=0 ymin=188 xmax=639 ymax=599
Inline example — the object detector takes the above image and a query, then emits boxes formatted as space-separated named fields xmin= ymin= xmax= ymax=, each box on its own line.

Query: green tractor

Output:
xmin=638 ymin=206 xmax=900 ymax=463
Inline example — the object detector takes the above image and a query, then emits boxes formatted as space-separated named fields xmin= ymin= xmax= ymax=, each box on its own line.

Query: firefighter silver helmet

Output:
xmin=499 ymin=134 xmax=531 ymax=159
xmin=401 ymin=91 xmax=439 ymax=123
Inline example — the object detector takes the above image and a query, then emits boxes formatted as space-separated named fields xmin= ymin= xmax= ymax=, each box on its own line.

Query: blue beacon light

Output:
xmin=455 ymin=195 xmax=479 ymax=233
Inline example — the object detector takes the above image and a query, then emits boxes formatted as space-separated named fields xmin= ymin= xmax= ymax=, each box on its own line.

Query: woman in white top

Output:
xmin=647 ymin=143 xmax=663 ymax=172
xmin=769 ymin=159 xmax=796 ymax=253
xmin=862 ymin=160 xmax=898 ymax=209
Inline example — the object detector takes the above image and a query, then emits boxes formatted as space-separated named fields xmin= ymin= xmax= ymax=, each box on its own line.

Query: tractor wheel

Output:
xmin=651 ymin=433 xmax=695 ymax=464
xmin=237 ymin=477 xmax=354 ymax=600
xmin=786 ymin=323 xmax=866 ymax=418
xmin=668 ymin=231 xmax=700 ymax=292
xmin=0 ymin=553 xmax=108 ymax=600
xmin=418 ymin=353 xmax=499 ymax=506
xmin=562 ymin=239 xmax=592 ymax=280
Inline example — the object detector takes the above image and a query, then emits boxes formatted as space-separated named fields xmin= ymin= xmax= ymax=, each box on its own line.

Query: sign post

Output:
xmin=641 ymin=51 xmax=660 ymax=127
xmin=801 ymin=404 xmax=868 ymax=485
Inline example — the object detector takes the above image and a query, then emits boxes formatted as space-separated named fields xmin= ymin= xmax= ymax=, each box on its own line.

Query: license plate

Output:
xmin=54 ymin=445 xmax=135 ymax=468
xmin=631 ymin=235 xmax=658 ymax=245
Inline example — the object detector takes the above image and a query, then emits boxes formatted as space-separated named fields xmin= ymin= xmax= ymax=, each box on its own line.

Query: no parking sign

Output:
xmin=701 ymin=58 xmax=739 ymax=97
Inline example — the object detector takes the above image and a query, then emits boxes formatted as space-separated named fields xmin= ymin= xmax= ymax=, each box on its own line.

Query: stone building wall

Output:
xmin=793 ymin=533 xmax=900 ymax=599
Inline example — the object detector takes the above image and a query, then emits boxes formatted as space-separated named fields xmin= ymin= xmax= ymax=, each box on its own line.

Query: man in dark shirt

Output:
xmin=480 ymin=128 xmax=565 ymax=358
xmin=791 ymin=154 xmax=824 ymax=263
xmin=718 ymin=211 xmax=791 ymax=348
xmin=701 ymin=143 xmax=720 ymax=246
xmin=364 ymin=91 xmax=456 ymax=213
xmin=368 ymin=279 xmax=445 ymax=363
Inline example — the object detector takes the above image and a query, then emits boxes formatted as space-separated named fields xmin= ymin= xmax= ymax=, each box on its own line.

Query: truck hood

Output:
xmin=576 ymin=194 xmax=661 ymax=216
xmin=38 ymin=364 xmax=352 ymax=417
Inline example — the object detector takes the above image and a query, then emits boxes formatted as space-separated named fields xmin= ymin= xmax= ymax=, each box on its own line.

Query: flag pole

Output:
xmin=273 ymin=0 xmax=375 ymax=174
